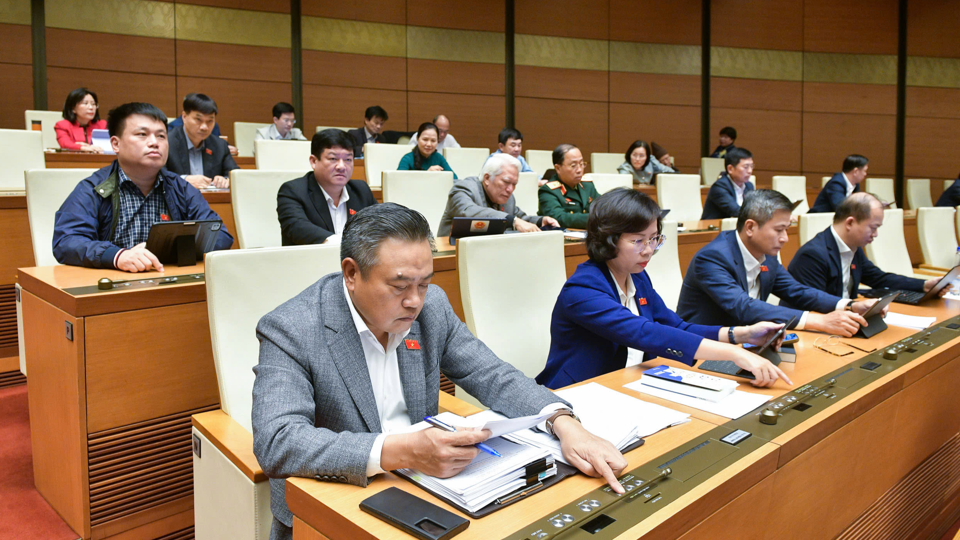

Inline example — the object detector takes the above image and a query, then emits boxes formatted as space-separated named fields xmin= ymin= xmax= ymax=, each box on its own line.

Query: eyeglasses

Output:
xmin=814 ymin=335 xmax=853 ymax=357
xmin=628 ymin=234 xmax=666 ymax=254
xmin=79 ymin=101 xmax=98 ymax=108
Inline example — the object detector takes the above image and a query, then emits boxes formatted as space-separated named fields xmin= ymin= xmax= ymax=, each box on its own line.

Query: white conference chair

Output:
xmin=799 ymin=212 xmax=835 ymax=246
xmin=590 ymin=152 xmax=623 ymax=174
xmin=864 ymin=209 xmax=933 ymax=280
xmin=24 ymin=110 xmax=63 ymax=149
xmin=25 ymin=169 xmax=94 ymax=266
xmin=917 ymin=207 xmax=958 ymax=271
xmin=194 ymin=244 xmax=342 ymax=540
xmin=0 ymin=129 xmax=44 ymax=190
xmin=254 ymin=140 xmax=312 ymax=171
xmin=645 ymin=221 xmax=683 ymax=311
xmin=514 ymin=172 xmax=540 ymax=216
xmin=822 ymin=176 xmax=831 ymax=187
xmin=701 ymin=157 xmax=725 ymax=187
xmin=315 ymin=125 xmax=351 ymax=133
xmin=656 ymin=174 xmax=703 ymax=223
xmin=772 ymin=176 xmax=810 ymax=215
xmin=945 ymin=180 xmax=955 ymax=192
xmin=230 ymin=169 xmax=305 ymax=249
xmin=381 ymin=171 xmax=454 ymax=236
xmin=525 ymin=150 xmax=553 ymax=176
xmin=363 ymin=143 xmax=411 ymax=189
xmin=864 ymin=178 xmax=896 ymax=209
xmin=233 ymin=122 xmax=271 ymax=157
xmin=456 ymin=231 xmax=566 ymax=406
xmin=442 ymin=147 xmax=490 ymax=179
xmin=906 ymin=179 xmax=933 ymax=209
xmin=720 ymin=217 xmax=737 ymax=231
xmin=583 ymin=173 xmax=632 ymax=195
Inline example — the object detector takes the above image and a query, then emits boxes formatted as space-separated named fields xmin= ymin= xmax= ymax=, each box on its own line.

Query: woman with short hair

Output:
xmin=617 ymin=140 xmax=675 ymax=185
xmin=397 ymin=122 xmax=457 ymax=179
xmin=55 ymin=87 xmax=107 ymax=152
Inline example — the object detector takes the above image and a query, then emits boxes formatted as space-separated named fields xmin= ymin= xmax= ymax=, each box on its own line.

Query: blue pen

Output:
xmin=424 ymin=416 xmax=502 ymax=457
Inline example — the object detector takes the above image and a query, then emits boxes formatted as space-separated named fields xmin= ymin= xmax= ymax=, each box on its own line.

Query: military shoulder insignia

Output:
xmin=547 ymin=181 xmax=561 ymax=189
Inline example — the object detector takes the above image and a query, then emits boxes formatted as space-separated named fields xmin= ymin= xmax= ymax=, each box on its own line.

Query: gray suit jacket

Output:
xmin=437 ymin=176 xmax=541 ymax=237
xmin=252 ymin=272 xmax=563 ymax=527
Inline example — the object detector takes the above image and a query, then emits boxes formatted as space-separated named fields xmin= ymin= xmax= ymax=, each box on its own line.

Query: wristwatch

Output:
xmin=844 ymin=300 xmax=856 ymax=311
xmin=545 ymin=409 xmax=580 ymax=437
xmin=728 ymin=326 xmax=737 ymax=345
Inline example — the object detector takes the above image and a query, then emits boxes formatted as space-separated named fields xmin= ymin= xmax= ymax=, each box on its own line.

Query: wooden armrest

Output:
xmin=919 ymin=264 xmax=950 ymax=273
xmin=438 ymin=391 xmax=483 ymax=417
xmin=915 ymin=266 xmax=947 ymax=277
xmin=192 ymin=409 xmax=266 ymax=482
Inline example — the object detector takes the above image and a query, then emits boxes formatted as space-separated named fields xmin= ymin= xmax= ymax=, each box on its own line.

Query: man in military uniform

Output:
xmin=538 ymin=144 xmax=599 ymax=229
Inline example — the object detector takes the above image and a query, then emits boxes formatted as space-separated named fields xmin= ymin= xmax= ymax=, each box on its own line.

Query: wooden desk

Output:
xmin=19 ymin=264 xmax=219 ymax=540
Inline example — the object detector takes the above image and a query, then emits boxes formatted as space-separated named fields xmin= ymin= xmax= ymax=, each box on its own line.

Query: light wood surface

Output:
xmin=192 ymin=410 xmax=266 ymax=483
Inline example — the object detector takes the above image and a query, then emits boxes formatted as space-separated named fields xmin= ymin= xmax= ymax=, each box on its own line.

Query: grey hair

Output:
xmin=736 ymin=189 xmax=793 ymax=232
xmin=340 ymin=203 xmax=435 ymax=276
xmin=481 ymin=152 xmax=521 ymax=182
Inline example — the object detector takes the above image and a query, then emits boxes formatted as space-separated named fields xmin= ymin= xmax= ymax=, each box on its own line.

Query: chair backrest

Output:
xmin=798 ymin=212 xmax=835 ymax=246
xmin=381 ymin=171 xmax=454 ymax=236
xmin=590 ymin=152 xmax=623 ymax=174
xmin=772 ymin=175 xmax=810 ymax=215
xmin=864 ymin=178 xmax=896 ymax=209
xmin=918 ymin=207 xmax=958 ymax=268
xmin=0 ymin=130 xmax=44 ymax=190
xmin=583 ymin=173 xmax=632 ymax=195
xmin=254 ymin=139 xmax=312 ymax=171
xmin=720 ymin=217 xmax=737 ymax=231
xmin=233 ymin=122 xmax=271 ymax=157
xmin=514 ymin=172 xmax=539 ymax=216
xmin=363 ymin=143 xmax=411 ymax=189
xmin=525 ymin=150 xmax=553 ymax=176
xmin=945 ymin=179 xmax=955 ymax=192
xmin=25 ymin=169 xmax=94 ymax=266
xmin=442 ymin=147 xmax=490 ymax=179
xmin=645 ymin=221 xmax=683 ymax=311
xmin=656 ymin=174 xmax=703 ymax=222
xmin=906 ymin=178 xmax=933 ymax=209
xmin=206 ymin=245 xmax=342 ymax=432
xmin=315 ymin=125 xmax=351 ymax=133
xmin=230 ymin=169 xmax=305 ymax=249
xmin=701 ymin=157 xmax=725 ymax=186
xmin=24 ymin=110 xmax=63 ymax=149
xmin=864 ymin=209 xmax=914 ymax=277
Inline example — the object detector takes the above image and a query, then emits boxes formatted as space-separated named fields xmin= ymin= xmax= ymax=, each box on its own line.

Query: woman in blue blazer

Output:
xmin=536 ymin=188 xmax=792 ymax=390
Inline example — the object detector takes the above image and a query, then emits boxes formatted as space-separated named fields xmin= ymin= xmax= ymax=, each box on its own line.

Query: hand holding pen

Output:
xmin=425 ymin=416 xmax=502 ymax=457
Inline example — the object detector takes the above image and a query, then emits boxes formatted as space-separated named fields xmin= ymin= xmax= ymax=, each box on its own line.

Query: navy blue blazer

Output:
xmin=784 ymin=226 xmax=924 ymax=306
xmin=810 ymin=172 xmax=857 ymax=213
xmin=346 ymin=127 xmax=383 ymax=157
xmin=701 ymin=173 xmax=754 ymax=220
xmin=676 ymin=231 xmax=840 ymax=328
xmin=536 ymin=259 xmax=721 ymax=390
xmin=936 ymin=180 xmax=960 ymax=207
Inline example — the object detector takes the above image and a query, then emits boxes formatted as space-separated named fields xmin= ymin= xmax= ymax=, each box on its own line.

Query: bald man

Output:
xmin=409 ymin=114 xmax=461 ymax=151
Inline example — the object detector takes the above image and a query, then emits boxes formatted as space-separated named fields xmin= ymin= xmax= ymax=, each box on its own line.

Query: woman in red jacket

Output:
xmin=54 ymin=87 xmax=107 ymax=152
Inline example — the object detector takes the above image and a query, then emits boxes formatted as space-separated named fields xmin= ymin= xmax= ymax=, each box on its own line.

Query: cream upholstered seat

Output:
xmin=701 ymin=157 xmax=725 ymax=186
xmin=514 ymin=172 xmax=540 ymax=216
xmin=363 ymin=142 xmax=410 ymax=189
xmin=906 ymin=179 xmax=933 ymax=209
xmin=382 ymin=171 xmax=454 ymax=236
xmin=772 ymin=175 xmax=809 ymax=215
xmin=194 ymin=244 xmax=342 ymax=540
xmin=230 ymin=169 xmax=305 ymax=248
xmin=945 ymin=179 xmax=955 ymax=192
xmin=0 ymin=129 xmax=44 ymax=190
xmin=254 ymin=139 xmax=311 ymax=171
xmin=583 ymin=173 xmax=632 ymax=195
xmin=525 ymin=149 xmax=553 ymax=176
xmin=24 ymin=110 xmax=63 ymax=149
xmin=645 ymin=221 xmax=683 ymax=311
xmin=590 ymin=152 xmax=623 ymax=174
xmin=720 ymin=217 xmax=737 ymax=231
xmin=233 ymin=122 xmax=271 ymax=157
xmin=25 ymin=169 xmax=94 ymax=266
xmin=799 ymin=212 xmax=835 ymax=246
xmin=864 ymin=209 xmax=933 ymax=280
xmin=864 ymin=178 xmax=896 ymax=208
xmin=822 ymin=176 xmax=831 ymax=187
xmin=315 ymin=125 xmax=351 ymax=133
xmin=456 ymin=231 xmax=566 ymax=406
xmin=917 ymin=207 xmax=958 ymax=270
xmin=442 ymin=147 xmax=490 ymax=179
xmin=656 ymin=174 xmax=702 ymax=223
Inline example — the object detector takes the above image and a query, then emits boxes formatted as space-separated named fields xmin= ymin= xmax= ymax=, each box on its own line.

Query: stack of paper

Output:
xmin=624 ymin=368 xmax=771 ymax=419
xmin=883 ymin=312 xmax=937 ymax=330
xmin=640 ymin=365 xmax=738 ymax=402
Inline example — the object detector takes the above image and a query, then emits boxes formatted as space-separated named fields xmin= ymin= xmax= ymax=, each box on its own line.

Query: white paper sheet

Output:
xmin=625 ymin=380 xmax=771 ymax=419
xmin=883 ymin=312 xmax=936 ymax=330
xmin=446 ymin=410 xmax=555 ymax=439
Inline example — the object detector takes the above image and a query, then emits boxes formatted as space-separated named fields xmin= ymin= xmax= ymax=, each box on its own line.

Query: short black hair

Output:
xmin=842 ymin=154 xmax=869 ymax=173
xmin=553 ymin=144 xmax=578 ymax=166
xmin=107 ymin=102 xmax=168 ymax=137
xmin=341 ymin=203 xmax=433 ymax=277
xmin=365 ymin=105 xmax=388 ymax=121
xmin=586 ymin=188 xmax=662 ymax=262
xmin=719 ymin=126 xmax=737 ymax=140
xmin=182 ymin=93 xmax=218 ymax=115
xmin=311 ymin=128 xmax=355 ymax=157
xmin=498 ymin=128 xmax=522 ymax=145
xmin=272 ymin=102 xmax=295 ymax=119
xmin=62 ymin=87 xmax=100 ymax=124
xmin=624 ymin=140 xmax=651 ymax=168
xmin=724 ymin=146 xmax=753 ymax=170
xmin=834 ymin=192 xmax=882 ymax=224
xmin=737 ymin=189 xmax=793 ymax=232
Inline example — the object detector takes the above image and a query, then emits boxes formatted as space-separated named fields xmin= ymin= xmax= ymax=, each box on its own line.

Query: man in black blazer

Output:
xmin=809 ymin=154 xmax=868 ymax=213
xmin=787 ymin=192 xmax=943 ymax=306
xmin=166 ymin=93 xmax=237 ymax=189
xmin=936 ymin=177 xmax=960 ymax=207
xmin=701 ymin=147 xmax=756 ymax=219
xmin=346 ymin=105 xmax=389 ymax=157
xmin=277 ymin=129 xmax=377 ymax=245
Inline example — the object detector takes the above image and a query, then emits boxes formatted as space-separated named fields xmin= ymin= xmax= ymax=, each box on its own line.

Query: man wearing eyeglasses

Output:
xmin=408 ymin=114 xmax=461 ymax=151
xmin=538 ymin=144 xmax=600 ymax=229
xmin=254 ymin=102 xmax=306 ymax=151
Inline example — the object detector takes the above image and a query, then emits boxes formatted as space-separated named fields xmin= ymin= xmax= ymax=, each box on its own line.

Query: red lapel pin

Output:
xmin=760 ymin=265 xmax=768 ymax=272
xmin=349 ymin=208 xmax=356 ymax=215
xmin=638 ymin=298 xmax=648 ymax=306
xmin=160 ymin=213 xmax=170 ymax=221
xmin=851 ymin=263 xmax=856 ymax=270
xmin=404 ymin=339 xmax=420 ymax=350
xmin=205 ymin=148 xmax=213 ymax=155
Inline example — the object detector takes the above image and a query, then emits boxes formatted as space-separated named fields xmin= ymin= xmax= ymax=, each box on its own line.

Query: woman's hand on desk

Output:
xmin=552 ymin=416 xmax=627 ymax=494
xmin=380 ymin=427 xmax=490 ymax=478
xmin=732 ymin=349 xmax=792 ymax=388
xmin=116 ymin=243 xmax=163 ymax=273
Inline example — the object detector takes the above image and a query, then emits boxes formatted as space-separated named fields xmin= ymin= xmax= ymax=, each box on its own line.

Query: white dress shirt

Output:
xmin=830 ymin=226 xmax=855 ymax=300
xmin=612 ymin=275 xmax=644 ymax=367
xmin=842 ymin=172 xmax=856 ymax=197
xmin=364 ymin=127 xmax=378 ymax=143
xmin=733 ymin=181 xmax=746 ymax=206
xmin=735 ymin=233 xmax=811 ymax=329
xmin=320 ymin=184 xmax=350 ymax=244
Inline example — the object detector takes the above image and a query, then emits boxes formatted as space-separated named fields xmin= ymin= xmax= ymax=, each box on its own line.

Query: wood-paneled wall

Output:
xmin=0 ymin=0 xmax=35 ymax=130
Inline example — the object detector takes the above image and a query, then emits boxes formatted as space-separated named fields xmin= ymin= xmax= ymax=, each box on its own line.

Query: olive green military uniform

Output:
xmin=537 ymin=178 xmax=600 ymax=229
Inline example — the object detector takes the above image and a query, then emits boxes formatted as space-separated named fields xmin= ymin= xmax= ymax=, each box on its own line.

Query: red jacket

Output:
xmin=55 ymin=118 xmax=106 ymax=150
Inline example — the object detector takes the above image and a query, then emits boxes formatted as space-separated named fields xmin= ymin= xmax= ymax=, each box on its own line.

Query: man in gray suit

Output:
xmin=437 ymin=153 xmax=559 ymax=237
xmin=253 ymin=203 xmax=627 ymax=540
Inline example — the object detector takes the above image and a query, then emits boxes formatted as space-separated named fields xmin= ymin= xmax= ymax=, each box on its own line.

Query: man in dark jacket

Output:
xmin=166 ymin=93 xmax=238 ymax=189
xmin=936 ymin=177 xmax=960 ymax=207
xmin=53 ymin=102 xmax=233 ymax=272
xmin=701 ymin=147 xmax=755 ymax=220
xmin=809 ymin=154 xmax=868 ymax=213
xmin=346 ymin=105 xmax=388 ymax=157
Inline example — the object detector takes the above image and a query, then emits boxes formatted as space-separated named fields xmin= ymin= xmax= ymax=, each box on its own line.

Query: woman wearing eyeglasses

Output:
xmin=536 ymin=188 xmax=791 ymax=390
xmin=55 ymin=87 xmax=107 ymax=152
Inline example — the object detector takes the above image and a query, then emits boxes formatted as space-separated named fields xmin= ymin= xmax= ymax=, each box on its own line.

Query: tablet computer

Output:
xmin=698 ymin=315 xmax=797 ymax=380
xmin=145 ymin=220 xmax=223 ymax=266
xmin=855 ymin=290 xmax=900 ymax=338
xmin=449 ymin=217 xmax=511 ymax=240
